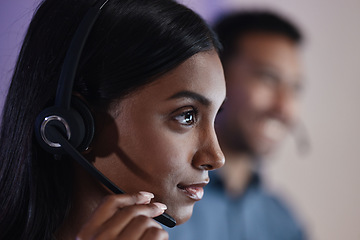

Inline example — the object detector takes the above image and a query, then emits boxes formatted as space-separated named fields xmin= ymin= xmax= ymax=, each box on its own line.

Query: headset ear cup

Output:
xmin=71 ymin=96 xmax=95 ymax=152
xmin=34 ymin=106 xmax=85 ymax=155
xmin=34 ymin=97 xmax=94 ymax=155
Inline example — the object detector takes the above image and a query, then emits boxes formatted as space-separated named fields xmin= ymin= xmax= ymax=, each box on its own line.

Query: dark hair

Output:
xmin=213 ymin=10 xmax=302 ymax=63
xmin=0 ymin=0 xmax=220 ymax=239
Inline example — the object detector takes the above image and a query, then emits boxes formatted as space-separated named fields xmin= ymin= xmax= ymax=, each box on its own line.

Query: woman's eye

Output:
xmin=174 ymin=110 xmax=197 ymax=126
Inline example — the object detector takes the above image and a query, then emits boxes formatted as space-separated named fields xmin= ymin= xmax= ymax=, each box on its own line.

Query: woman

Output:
xmin=0 ymin=0 xmax=225 ymax=239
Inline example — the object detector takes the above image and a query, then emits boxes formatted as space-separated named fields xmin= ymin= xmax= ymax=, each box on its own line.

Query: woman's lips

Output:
xmin=177 ymin=183 xmax=207 ymax=201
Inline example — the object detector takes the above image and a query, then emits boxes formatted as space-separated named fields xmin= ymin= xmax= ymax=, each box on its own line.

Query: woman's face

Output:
xmin=93 ymin=50 xmax=226 ymax=224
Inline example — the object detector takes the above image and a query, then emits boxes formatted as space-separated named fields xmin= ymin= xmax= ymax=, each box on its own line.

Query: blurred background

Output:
xmin=1 ymin=0 xmax=360 ymax=239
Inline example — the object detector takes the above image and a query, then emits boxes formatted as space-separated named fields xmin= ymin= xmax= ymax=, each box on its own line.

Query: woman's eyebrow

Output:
xmin=168 ymin=90 xmax=210 ymax=106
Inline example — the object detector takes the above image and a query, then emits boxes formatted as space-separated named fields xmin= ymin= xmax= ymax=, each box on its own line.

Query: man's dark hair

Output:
xmin=213 ymin=10 xmax=303 ymax=63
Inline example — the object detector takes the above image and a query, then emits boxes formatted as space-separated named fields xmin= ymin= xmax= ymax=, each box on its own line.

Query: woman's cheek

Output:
xmin=149 ymin=132 xmax=193 ymax=175
xmin=150 ymin=135 xmax=182 ymax=168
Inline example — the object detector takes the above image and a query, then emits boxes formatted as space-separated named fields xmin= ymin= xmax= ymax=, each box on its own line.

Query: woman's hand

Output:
xmin=76 ymin=192 xmax=169 ymax=240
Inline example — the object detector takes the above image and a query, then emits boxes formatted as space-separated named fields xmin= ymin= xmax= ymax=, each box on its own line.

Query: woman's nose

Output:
xmin=192 ymin=127 xmax=225 ymax=171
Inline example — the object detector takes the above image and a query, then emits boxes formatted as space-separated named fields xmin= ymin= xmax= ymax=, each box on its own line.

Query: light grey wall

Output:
xmin=178 ymin=0 xmax=360 ymax=239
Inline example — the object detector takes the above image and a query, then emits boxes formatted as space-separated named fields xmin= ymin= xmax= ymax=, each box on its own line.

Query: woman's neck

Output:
xmin=55 ymin=163 xmax=109 ymax=240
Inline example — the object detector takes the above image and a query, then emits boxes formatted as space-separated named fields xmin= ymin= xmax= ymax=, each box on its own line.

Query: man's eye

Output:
xmin=260 ymin=72 xmax=277 ymax=83
xmin=174 ymin=110 xmax=197 ymax=126
xmin=254 ymin=69 xmax=280 ymax=86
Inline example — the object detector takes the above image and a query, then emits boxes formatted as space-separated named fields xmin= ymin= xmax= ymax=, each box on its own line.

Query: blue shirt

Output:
xmin=167 ymin=172 xmax=307 ymax=240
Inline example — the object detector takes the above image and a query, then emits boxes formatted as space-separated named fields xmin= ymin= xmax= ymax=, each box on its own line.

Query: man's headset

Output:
xmin=33 ymin=0 xmax=176 ymax=228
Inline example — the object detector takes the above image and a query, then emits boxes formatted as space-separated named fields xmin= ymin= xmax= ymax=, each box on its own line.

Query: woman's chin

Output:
xmin=166 ymin=204 xmax=194 ymax=225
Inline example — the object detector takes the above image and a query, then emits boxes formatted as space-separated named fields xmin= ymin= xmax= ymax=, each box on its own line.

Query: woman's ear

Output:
xmin=89 ymin=109 xmax=120 ymax=158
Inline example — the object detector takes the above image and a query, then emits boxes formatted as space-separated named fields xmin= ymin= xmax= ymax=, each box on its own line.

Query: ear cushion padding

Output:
xmin=70 ymin=96 xmax=95 ymax=152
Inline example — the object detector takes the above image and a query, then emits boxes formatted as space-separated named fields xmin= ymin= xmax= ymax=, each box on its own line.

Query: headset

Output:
xmin=34 ymin=0 xmax=176 ymax=228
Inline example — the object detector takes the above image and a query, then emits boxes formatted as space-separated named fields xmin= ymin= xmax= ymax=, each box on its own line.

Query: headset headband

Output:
xmin=55 ymin=0 xmax=109 ymax=109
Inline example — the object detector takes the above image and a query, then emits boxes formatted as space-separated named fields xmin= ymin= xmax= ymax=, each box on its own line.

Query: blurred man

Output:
xmin=168 ymin=11 xmax=307 ymax=240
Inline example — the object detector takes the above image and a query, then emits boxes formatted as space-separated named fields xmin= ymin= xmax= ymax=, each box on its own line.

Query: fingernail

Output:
xmin=153 ymin=202 xmax=167 ymax=210
xmin=139 ymin=191 xmax=154 ymax=199
xmin=137 ymin=191 xmax=154 ymax=204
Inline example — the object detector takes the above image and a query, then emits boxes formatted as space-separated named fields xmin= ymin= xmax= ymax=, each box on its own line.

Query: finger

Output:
xmin=140 ymin=227 xmax=169 ymax=240
xmin=77 ymin=192 xmax=154 ymax=239
xmin=89 ymin=192 xmax=154 ymax=225
xmin=93 ymin=203 xmax=167 ymax=239
xmin=116 ymin=215 xmax=162 ymax=239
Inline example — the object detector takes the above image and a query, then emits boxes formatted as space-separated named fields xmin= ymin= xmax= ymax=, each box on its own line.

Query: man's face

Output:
xmin=217 ymin=32 xmax=303 ymax=156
